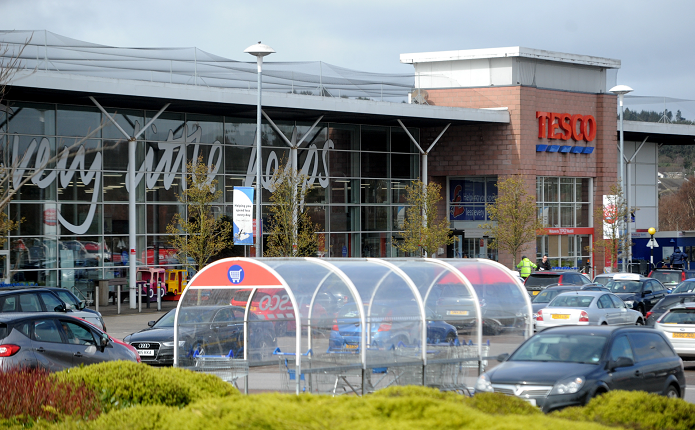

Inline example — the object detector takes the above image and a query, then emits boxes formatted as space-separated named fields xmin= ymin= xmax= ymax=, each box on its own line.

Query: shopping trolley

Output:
xmin=228 ymin=269 xmax=243 ymax=283
xmin=183 ymin=349 xmax=249 ymax=389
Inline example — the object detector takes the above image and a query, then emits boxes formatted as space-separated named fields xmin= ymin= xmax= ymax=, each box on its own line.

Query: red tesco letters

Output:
xmin=536 ymin=111 xmax=596 ymax=142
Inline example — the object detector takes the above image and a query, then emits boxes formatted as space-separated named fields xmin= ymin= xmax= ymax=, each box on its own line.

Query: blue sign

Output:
xmin=233 ymin=187 xmax=255 ymax=245
xmin=342 ymin=245 xmax=347 ymax=257
xmin=121 ymin=250 xmax=128 ymax=265
xmin=227 ymin=264 xmax=245 ymax=284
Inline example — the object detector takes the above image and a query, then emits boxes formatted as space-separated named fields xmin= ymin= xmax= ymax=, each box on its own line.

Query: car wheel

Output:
xmin=635 ymin=318 xmax=644 ymax=326
xmin=637 ymin=304 xmax=645 ymax=316
xmin=601 ymin=322 xmax=608 ymax=326
xmin=666 ymin=385 xmax=680 ymax=399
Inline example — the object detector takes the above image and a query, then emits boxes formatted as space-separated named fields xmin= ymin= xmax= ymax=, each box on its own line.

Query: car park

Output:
xmin=0 ymin=313 xmax=138 ymax=372
xmin=475 ymin=326 xmax=685 ymax=412
xmin=535 ymin=291 xmax=644 ymax=331
xmin=524 ymin=271 xmax=592 ymax=296
xmin=123 ymin=306 xmax=277 ymax=365
xmin=672 ymin=279 xmax=695 ymax=294
xmin=0 ymin=288 xmax=106 ymax=331
xmin=654 ymin=304 xmax=695 ymax=359
xmin=646 ymin=293 xmax=695 ymax=326
xmin=605 ymin=273 xmax=668 ymax=316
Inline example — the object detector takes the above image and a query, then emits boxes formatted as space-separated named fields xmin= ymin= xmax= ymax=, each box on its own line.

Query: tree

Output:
xmin=587 ymin=183 xmax=631 ymax=271
xmin=167 ymin=157 xmax=234 ymax=271
xmin=480 ymin=175 xmax=544 ymax=268
xmin=394 ymin=180 xmax=453 ymax=257
xmin=264 ymin=163 xmax=320 ymax=257
xmin=659 ymin=179 xmax=695 ymax=231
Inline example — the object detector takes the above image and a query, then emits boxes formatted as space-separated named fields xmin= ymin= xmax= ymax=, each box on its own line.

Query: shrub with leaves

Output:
xmin=54 ymin=361 xmax=238 ymax=411
xmin=552 ymin=390 xmax=695 ymax=430
xmin=0 ymin=368 xmax=101 ymax=424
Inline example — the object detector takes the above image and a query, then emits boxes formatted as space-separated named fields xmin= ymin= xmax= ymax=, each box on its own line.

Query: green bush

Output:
xmin=54 ymin=361 xmax=238 ymax=411
xmin=552 ymin=390 xmax=695 ymax=430
xmin=48 ymin=390 xmax=613 ymax=430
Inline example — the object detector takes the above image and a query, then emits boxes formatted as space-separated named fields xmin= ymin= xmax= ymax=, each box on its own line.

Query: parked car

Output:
xmin=425 ymin=283 xmax=477 ymax=332
xmin=672 ymin=279 xmax=695 ymax=294
xmin=123 ymin=306 xmax=277 ymax=366
xmin=524 ymin=271 xmax=592 ymax=296
xmin=579 ymin=284 xmax=611 ymax=292
xmin=604 ymin=273 xmax=668 ymax=315
xmin=535 ymin=291 xmax=644 ymax=331
xmin=328 ymin=303 xmax=458 ymax=350
xmin=592 ymin=272 xmax=632 ymax=286
xmin=0 ymin=313 xmax=138 ymax=372
xmin=648 ymin=269 xmax=695 ymax=291
xmin=654 ymin=303 xmax=695 ymax=358
xmin=531 ymin=285 xmax=582 ymax=316
xmin=0 ymin=288 xmax=106 ymax=331
xmin=646 ymin=293 xmax=695 ymax=326
xmin=475 ymin=326 xmax=685 ymax=412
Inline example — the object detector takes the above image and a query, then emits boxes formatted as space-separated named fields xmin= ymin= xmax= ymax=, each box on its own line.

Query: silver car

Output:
xmin=536 ymin=291 xmax=644 ymax=331
xmin=0 ymin=313 xmax=138 ymax=371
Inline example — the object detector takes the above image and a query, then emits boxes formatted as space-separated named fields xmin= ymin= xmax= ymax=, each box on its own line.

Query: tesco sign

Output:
xmin=536 ymin=112 xmax=596 ymax=142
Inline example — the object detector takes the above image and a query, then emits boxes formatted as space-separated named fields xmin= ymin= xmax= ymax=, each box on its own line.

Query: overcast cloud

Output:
xmin=3 ymin=0 xmax=695 ymax=113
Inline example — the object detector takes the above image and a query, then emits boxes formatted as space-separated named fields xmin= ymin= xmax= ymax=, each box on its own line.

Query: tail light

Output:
xmin=646 ymin=311 xmax=653 ymax=320
xmin=0 ymin=344 xmax=20 ymax=357
xmin=332 ymin=319 xmax=339 ymax=331
xmin=579 ymin=311 xmax=589 ymax=322
xmin=378 ymin=323 xmax=392 ymax=332
xmin=683 ymin=272 xmax=687 ymax=282
xmin=536 ymin=309 xmax=543 ymax=321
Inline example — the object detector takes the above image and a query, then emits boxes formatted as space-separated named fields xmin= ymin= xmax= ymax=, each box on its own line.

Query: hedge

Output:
xmin=553 ymin=390 xmax=695 ymax=430
xmin=53 ymin=361 xmax=238 ymax=411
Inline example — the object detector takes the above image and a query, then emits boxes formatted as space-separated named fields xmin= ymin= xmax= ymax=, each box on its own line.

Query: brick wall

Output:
xmin=420 ymin=86 xmax=617 ymax=270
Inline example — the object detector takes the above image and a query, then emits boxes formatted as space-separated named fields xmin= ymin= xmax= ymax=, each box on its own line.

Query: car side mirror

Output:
xmin=643 ymin=290 xmax=652 ymax=296
xmin=54 ymin=304 xmax=67 ymax=313
xmin=78 ymin=300 xmax=87 ymax=310
xmin=497 ymin=353 xmax=510 ymax=362
xmin=611 ymin=356 xmax=634 ymax=370
xmin=147 ymin=320 xmax=156 ymax=327
xmin=100 ymin=333 xmax=109 ymax=349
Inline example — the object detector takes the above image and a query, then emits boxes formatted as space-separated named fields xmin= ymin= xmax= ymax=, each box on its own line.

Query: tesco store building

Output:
xmin=1 ymin=31 xmax=621 ymax=290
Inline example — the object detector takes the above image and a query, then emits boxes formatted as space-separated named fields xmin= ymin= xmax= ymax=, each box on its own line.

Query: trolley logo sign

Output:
xmin=227 ymin=265 xmax=245 ymax=284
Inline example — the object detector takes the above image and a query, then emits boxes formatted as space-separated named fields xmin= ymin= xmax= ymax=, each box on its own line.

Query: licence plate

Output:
xmin=137 ymin=349 xmax=155 ymax=356
xmin=532 ymin=291 xmax=539 ymax=295
xmin=551 ymin=314 xmax=570 ymax=320
xmin=344 ymin=344 xmax=358 ymax=349
xmin=447 ymin=310 xmax=469 ymax=316
xmin=672 ymin=333 xmax=695 ymax=338
xmin=523 ymin=398 xmax=537 ymax=407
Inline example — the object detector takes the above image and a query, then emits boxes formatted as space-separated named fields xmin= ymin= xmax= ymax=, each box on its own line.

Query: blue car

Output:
xmin=328 ymin=302 xmax=458 ymax=350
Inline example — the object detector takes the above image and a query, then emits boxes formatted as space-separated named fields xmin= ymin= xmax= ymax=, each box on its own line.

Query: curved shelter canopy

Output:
xmin=173 ymin=258 xmax=532 ymax=395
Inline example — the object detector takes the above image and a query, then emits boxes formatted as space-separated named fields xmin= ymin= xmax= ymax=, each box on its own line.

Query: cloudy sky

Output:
xmin=4 ymin=0 xmax=695 ymax=114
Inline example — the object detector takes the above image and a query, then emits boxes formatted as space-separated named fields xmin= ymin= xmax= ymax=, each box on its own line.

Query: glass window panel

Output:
xmin=145 ymin=112 xmax=185 ymax=142
xmin=102 ymin=140 xmax=130 ymax=171
xmin=361 ymin=233 xmax=389 ymax=257
xmin=297 ymin=148 xmax=328 ymax=187
xmin=58 ymin=175 xmax=102 ymax=203
xmin=146 ymin=204 xmax=183 ymax=235
xmin=7 ymin=102 xmax=55 ymax=135
xmin=296 ymin=122 xmax=328 ymax=148
xmin=7 ymin=135 xmax=56 ymax=169
xmin=361 ymin=206 xmax=388 ymax=231
xmin=57 ymin=106 xmax=101 ymax=138
xmin=486 ymin=178 xmax=498 ymax=204
xmin=578 ymin=235 xmax=591 ymax=258
xmin=361 ymin=126 xmax=388 ymax=152
xmin=102 ymin=173 xmax=128 ymax=202
xmin=11 ymin=203 xmax=58 ymax=236
xmin=144 ymin=236 xmax=178 ymax=265
xmin=391 ymin=153 xmax=418 ymax=179
xmin=392 ymin=206 xmax=407 ymax=231
xmin=391 ymin=127 xmax=418 ymax=153
xmin=12 ymin=169 xmax=56 ymax=201
xmin=329 ymin=124 xmax=359 ymax=151
xmin=224 ymin=118 xmax=256 ymax=146
xmin=391 ymin=180 xmax=411 ymax=205
xmin=10 ymin=237 xmax=58 ymax=272
xmin=185 ymin=115 xmax=223 ymax=144
xmin=56 ymin=204 xmax=102 ymax=235
xmin=263 ymin=122 xmax=293 ymax=147
xmin=225 ymin=177 xmax=245 ymax=204
xmin=304 ymin=181 xmax=326 ymax=204
xmin=306 ymin=206 xmax=326 ymax=232
xmin=61 ymin=138 xmax=101 ymax=169
xmin=329 ymin=233 xmax=358 ymax=257
xmin=576 ymin=203 xmax=590 ymax=227
xmin=329 ymin=206 xmax=359 ymax=232
xmin=577 ymin=178 xmax=591 ymax=203
xmin=103 ymin=204 xmax=130 ymax=235
xmin=186 ymin=144 xmax=224 ymax=175
xmin=330 ymin=179 xmax=358 ymax=204
xmin=560 ymin=204 xmax=574 ymax=227
xmin=329 ymin=150 xmax=359 ymax=177
xmin=536 ymin=177 xmax=543 ymax=201
xmin=225 ymin=146 xmax=253 ymax=175
xmin=560 ymin=178 xmax=574 ymax=202
xmin=146 ymin=173 xmax=183 ymax=203
xmin=102 ymin=109 xmax=144 ymax=140
xmin=543 ymin=177 xmax=558 ymax=202
xmin=361 ymin=152 xmax=388 ymax=178
xmin=361 ymin=179 xmax=388 ymax=204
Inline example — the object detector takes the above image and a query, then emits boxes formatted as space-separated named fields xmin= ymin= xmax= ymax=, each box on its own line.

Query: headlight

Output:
xmin=623 ymin=300 xmax=634 ymax=307
xmin=162 ymin=341 xmax=186 ymax=347
xmin=550 ymin=376 xmax=584 ymax=395
xmin=475 ymin=373 xmax=494 ymax=393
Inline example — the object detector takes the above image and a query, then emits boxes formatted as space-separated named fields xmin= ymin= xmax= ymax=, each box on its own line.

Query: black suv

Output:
xmin=524 ymin=271 xmax=592 ymax=296
xmin=604 ymin=275 xmax=668 ymax=316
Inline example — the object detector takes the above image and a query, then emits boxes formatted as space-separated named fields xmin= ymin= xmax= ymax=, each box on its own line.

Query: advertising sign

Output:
xmin=233 ymin=187 xmax=255 ymax=245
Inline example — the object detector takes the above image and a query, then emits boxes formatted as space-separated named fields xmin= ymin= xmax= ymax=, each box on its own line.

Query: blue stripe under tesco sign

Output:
xmin=536 ymin=144 xmax=594 ymax=154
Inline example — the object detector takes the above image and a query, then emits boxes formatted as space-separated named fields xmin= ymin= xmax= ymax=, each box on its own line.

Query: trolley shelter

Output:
xmin=173 ymin=258 xmax=532 ymax=395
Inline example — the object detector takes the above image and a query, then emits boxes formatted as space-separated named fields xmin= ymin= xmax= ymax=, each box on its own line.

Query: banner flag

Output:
xmin=233 ymin=187 xmax=255 ymax=245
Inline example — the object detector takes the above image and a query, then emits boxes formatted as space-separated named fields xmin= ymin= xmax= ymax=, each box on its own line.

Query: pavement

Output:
xmin=90 ymin=297 xmax=178 ymax=340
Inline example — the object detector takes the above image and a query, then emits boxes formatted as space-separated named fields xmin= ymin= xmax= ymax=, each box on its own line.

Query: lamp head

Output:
xmin=609 ymin=85 xmax=633 ymax=96
xmin=244 ymin=42 xmax=275 ymax=58
xmin=648 ymin=227 xmax=656 ymax=235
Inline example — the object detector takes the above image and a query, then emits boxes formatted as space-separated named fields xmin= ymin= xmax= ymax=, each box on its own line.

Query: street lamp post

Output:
xmin=610 ymin=85 xmax=633 ymax=272
xmin=245 ymin=42 xmax=275 ymax=258
xmin=648 ymin=227 xmax=656 ymax=272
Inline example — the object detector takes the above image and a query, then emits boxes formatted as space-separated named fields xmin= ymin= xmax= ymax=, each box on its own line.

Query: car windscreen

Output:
xmin=660 ymin=308 xmax=695 ymax=324
xmin=532 ymin=289 xmax=571 ymax=304
xmin=606 ymin=280 xmax=642 ymax=294
xmin=651 ymin=272 xmax=681 ymax=284
xmin=155 ymin=308 xmax=220 ymax=327
xmin=548 ymin=295 xmax=594 ymax=308
xmin=673 ymin=281 xmax=695 ymax=293
xmin=510 ymin=333 xmax=607 ymax=364
xmin=53 ymin=290 xmax=80 ymax=309
xmin=592 ymin=277 xmax=611 ymax=286
xmin=524 ymin=275 xmax=560 ymax=287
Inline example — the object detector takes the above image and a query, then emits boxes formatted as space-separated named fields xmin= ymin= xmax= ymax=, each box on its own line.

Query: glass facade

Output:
xmin=2 ymin=101 xmax=420 ymax=291
xmin=536 ymin=177 xmax=593 ymax=270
